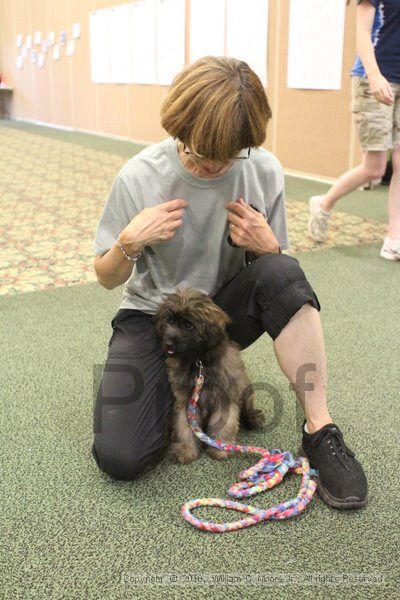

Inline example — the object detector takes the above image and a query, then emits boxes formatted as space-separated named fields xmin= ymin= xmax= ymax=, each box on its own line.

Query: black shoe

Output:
xmin=300 ymin=421 xmax=368 ymax=509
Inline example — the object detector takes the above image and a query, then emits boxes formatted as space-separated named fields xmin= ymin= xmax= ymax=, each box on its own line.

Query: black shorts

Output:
xmin=92 ymin=253 xmax=320 ymax=481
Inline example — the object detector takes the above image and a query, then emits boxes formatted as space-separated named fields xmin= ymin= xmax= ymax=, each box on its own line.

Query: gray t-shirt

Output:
xmin=93 ymin=137 xmax=289 ymax=314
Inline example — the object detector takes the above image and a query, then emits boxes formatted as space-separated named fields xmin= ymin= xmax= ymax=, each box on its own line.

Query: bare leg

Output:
xmin=387 ymin=146 xmax=400 ymax=239
xmin=321 ymin=150 xmax=388 ymax=212
xmin=273 ymin=303 xmax=331 ymax=435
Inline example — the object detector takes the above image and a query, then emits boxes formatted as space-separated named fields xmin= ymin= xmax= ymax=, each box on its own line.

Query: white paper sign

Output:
xmin=42 ymin=39 xmax=49 ymax=53
xmin=190 ymin=0 xmax=225 ymax=63
xmin=48 ymin=31 xmax=56 ymax=46
xmin=66 ymin=40 xmax=75 ymax=56
xmin=21 ymin=46 xmax=28 ymax=59
xmin=60 ymin=30 xmax=67 ymax=45
xmin=17 ymin=56 xmax=24 ymax=69
xmin=34 ymin=30 xmax=42 ymax=45
xmin=37 ymin=53 xmax=45 ymax=68
xmin=156 ymin=0 xmax=185 ymax=85
xmin=72 ymin=22 xmax=81 ymax=39
xmin=26 ymin=35 xmax=33 ymax=49
xmin=287 ymin=0 xmax=346 ymax=90
xmin=53 ymin=45 xmax=61 ymax=60
xmin=110 ymin=4 xmax=133 ymax=83
xmin=89 ymin=9 xmax=111 ymax=83
xmin=131 ymin=0 xmax=157 ymax=84
xmin=226 ymin=0 xmax=269 ymax=87
xmin=16 ymin=34 xmax=23 ymax=48
xmin=30 ymin=49 xmax=38 ymax=63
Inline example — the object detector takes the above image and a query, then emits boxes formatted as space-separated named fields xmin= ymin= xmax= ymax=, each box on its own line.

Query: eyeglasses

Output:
xmin=183 ymin=143 xmax=251 ymax=161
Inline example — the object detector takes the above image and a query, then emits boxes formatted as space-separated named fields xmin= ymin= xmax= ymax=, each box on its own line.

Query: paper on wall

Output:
xmin=53 ymin=45 xmax=61 ymax=60
xmin=48 ymin=31 xmax=56 ymax=46
xmin=21 ymin=46 xmax=28 ymax=59
xmin=42 ymin=39 xmax=49 ymax=54
xmin=37 ymin=54 xmax=45 ymax=68
xmin=17 ymin=56 xmax=24 ymax=69
xmin=16 ymin=34 xmax=23 ymax=48
xmin=287 ymin=0 xmax=346 ymax=90
xmin=156 ymin=0 xmax=185 ymax=85
xmin=26 ymin=35 xmax=33 ymax=49
xmin=89 ymin=9 xmax=111 ymax=83
xmin=34 ymin=31 xmax=42 ymax=45
xmin=131 ymin=0 xmax=157 ymax=84
xmin=66 ymin=40 xmax=75 ymax=56
xmin=226 ymin=0 xmax=269 ymax=87
xmin=60 ymin=30 xmax=67 ymax=45
xmin=72 ymin=22 xmax=81 ymax=39
xmin=110 ymin=3 xmax=133 ymax=83
xmin=189 ymin=0 xmax=225 ymax=63
xmin=30 ymin=49 xmax=38 ymax=63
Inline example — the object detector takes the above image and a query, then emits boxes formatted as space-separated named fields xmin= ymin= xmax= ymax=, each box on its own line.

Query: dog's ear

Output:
xmin=208 ymin=303 xmax=232 ymax=328
xmin=204 ymin=305 xmax=231 ymax=346
xmin=216 ymin=307 xmax=232 ymax=329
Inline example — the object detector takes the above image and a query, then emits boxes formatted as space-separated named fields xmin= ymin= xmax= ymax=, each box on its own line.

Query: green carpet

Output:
xmin=1 ymin=244 xmax=398 ymax=599
xmin=1 ymin=119 xmax=398 ymax=599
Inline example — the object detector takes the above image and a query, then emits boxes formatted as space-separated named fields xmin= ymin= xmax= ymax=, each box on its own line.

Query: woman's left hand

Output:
xmin=225 ymin=198 xmax=280 ymax=255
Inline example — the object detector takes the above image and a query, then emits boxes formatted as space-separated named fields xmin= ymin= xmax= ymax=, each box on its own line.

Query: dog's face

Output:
xmin=153 ymin=287 xmax=231 ymax=358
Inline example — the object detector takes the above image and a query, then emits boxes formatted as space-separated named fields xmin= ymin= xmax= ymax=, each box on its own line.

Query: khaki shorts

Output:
xmin=351 ymin=76 xmax=400 ymax=151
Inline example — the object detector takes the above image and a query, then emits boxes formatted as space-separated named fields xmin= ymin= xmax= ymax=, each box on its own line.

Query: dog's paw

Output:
xmin=169 ymin=442 xmax=200 ymax=464
xmin=206 ymin=447 xmax=229 ymax=461
xmin=241 ymin=409 xmax=266 ymax=430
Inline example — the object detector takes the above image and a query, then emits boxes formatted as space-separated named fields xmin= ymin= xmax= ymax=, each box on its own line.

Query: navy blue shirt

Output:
xmin=355 ymin=0 xmax=400 ymax=83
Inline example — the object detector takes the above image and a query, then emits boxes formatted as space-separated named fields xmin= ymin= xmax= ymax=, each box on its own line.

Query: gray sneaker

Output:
xmin=380 ymin=236 xmax=400 ymax=261
xmin=308 ymin=195 xmax=331 ymax=242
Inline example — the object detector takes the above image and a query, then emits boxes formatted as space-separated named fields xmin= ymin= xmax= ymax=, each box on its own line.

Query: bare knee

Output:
xmin=362 ymin=153 xmax=388 ymax=180
xmin=365 ymin=165 xmax=387 ymax=180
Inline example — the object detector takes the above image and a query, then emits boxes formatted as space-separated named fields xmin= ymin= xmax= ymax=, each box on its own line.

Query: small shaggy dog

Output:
xmin=153 ymin=287 xmax=265 ymax=464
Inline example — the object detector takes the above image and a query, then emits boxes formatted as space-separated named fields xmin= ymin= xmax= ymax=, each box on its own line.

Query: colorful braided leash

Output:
xmin=181 ymin=360 xmax=318 ymax=532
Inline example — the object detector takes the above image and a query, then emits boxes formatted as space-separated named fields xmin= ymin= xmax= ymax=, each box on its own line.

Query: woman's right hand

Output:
xmin=367 ymin=73 xmax=395 ymax=106
xmin=118 ymin=198 xmax=189 ymax=254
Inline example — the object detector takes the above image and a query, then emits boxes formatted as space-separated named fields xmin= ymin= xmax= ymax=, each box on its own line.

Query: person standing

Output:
xmin=308 ymin=0 xmax=400 ymax=261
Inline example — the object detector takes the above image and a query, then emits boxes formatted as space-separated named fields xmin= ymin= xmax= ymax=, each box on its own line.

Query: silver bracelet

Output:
xmin=116 ymin=237 xmax=142 ymax=263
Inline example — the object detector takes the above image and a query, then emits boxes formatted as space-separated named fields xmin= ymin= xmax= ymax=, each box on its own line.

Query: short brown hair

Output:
xmin=160 ymin=56 xmax=272 ymax=161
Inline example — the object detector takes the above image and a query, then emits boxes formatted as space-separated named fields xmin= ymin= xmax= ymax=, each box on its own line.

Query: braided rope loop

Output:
xmin=181 ymin=370 xmax=318 ymax=532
